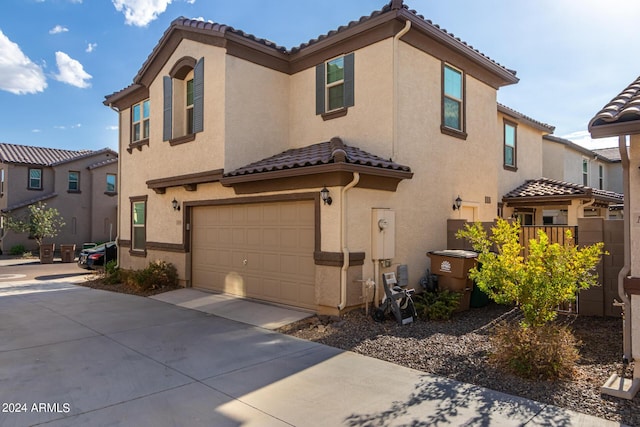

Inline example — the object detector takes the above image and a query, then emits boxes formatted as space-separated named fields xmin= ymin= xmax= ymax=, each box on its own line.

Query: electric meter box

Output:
xmin=371 ymin=208 xmax=395 ymax=260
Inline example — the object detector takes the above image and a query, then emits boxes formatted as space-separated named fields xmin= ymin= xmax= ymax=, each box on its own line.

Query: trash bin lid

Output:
xmin=427 ymin=249 xmax=478 ymax=258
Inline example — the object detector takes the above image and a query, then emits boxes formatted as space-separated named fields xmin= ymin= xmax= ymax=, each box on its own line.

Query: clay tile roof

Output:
xmin=88 ymin=157 xmax=118 ymax=170
xmin=503 ymin=177 xmax=623 ymax=204
xmin=590 ymin=75 xmax=640 ymax=127
xmin=497 ymin=104 xmax=554 ymax=133
xmin=591 ymin=147 xmax=622 ymax=162
xmin=0 ymin=143 xmax=94 ymax=167
xmin=1 ymin=192 xmax=58 ymax=213
xmin=225 ymin=137 xmax=411 ymax=177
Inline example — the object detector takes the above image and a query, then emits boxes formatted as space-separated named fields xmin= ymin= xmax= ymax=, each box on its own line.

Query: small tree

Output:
xmin=2 ymin=202 xmax=65 ymax=248
xmin=456 ymin=219 xmax=606 ymax=379
xmin=456 ymin=218 xmax=604 ymax=327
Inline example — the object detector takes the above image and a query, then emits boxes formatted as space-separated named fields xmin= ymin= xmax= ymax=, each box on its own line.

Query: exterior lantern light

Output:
xmin=172 ymin=198 xmax=181 ymax=211
xmin=320 ymin=187 xmax=332 ymax=205
xmin=452 ymin=195 xmax=462 ymax=211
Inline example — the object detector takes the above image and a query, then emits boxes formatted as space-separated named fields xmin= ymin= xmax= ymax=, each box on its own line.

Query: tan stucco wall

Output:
xmin=497 ymin=112 xmax=543 ymax=198
xmin=630 ymin=135 xmax=640 ymax=276
xmin=90 ymin=163 xmax=118 ymax=243
xmin=542 ymin=139 xmax=565 ymax=181
xmin=289 ymin=39 xmax=393 ymax=152
xmin=117 ymin=38 xmax=510 ymax=310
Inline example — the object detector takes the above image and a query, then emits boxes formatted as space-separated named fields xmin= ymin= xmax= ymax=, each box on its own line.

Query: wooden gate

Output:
xmin=520 ymin=225 xmax=578 ymax=258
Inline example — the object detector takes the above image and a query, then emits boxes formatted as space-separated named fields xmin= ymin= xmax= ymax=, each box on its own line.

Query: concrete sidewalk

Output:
xmin=0 ymin=279 xmax=627 ymax=426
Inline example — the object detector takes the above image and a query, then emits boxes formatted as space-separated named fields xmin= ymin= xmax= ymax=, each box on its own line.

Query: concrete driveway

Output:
xmin=0 ymin=261 xmax=624 ymax=426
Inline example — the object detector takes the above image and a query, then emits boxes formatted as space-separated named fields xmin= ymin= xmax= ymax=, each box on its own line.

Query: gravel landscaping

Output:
xmin=278 ymin=303 xmax=640 ymax=426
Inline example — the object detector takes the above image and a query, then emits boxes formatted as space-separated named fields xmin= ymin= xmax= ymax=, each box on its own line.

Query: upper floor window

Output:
xmin=503 ymin=120 xmax=517 ymax=170
xmin=441 ymin=64 xmax=466 ymax=138
xmin=163 ymin=57 xmax=204 ymax=144
xmin=28 ymin=168 xmax=42 ymax=190
xmin=132 ymin=99 xmax=150 ymax=142
xmin=68 ymin=171 xmax=80 ymax=192
xmin=0 ymin=169 xmax=4 ymax=195
xmin=106 ymin=173 xmax=117 ymax=193
xmin=316 ymin=53 xmax=354 ymax=119
xmin=598 ymin=164 xmax=604 ymax=190
xmin=582 ymin=158 xmax=589 ymax=186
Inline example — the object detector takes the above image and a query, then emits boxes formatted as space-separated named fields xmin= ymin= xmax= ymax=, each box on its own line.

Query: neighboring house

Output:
xmin=588 ymin=75 xmax=640 ymax=398
xmin=104 ymin=0 xmax=564 ymax=314
xmin=0 ymin=143 xmax=118 ymax=253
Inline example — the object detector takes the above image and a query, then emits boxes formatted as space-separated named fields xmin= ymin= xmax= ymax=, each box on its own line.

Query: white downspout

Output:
xmin=617 ymin=135 xmax=632 ymax=363
xmin=392 ymin=20 xmax=411 ymax=160
xmin=338 ymin=172 xmax=360 ymax=311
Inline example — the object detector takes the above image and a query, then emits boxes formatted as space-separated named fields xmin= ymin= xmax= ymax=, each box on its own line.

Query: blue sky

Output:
xmin=2 ymin=0 xmax=640 ymax=152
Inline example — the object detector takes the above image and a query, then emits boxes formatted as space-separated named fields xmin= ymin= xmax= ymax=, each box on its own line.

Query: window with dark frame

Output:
xmin=106 ymin=174 xmax=117 ymax=193
xmin=28 ymin=168 xmax=42 ymax=190
xmin=504 ymin=121 xmax=517 ymax=169
xmin=599 ymin=164 xmax=604 ymax=190
xmin=582 ymin=159 xmax=589 ymax=186
xmin=132 ymin=200 xmax=146 ymax=251
xmin=132 ymin=99 xmax=150 ymax=142
xmin=68 ymin=171 xmax=80 ymax=192
xmin=442 ymin=64 xmax=464 ymax=133
xmin=315 ymin=53 xmax=354 ymax=118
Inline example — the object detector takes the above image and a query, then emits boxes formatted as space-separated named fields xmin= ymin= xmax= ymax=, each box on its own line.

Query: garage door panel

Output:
xmin=192 ymin=200 xmax=316 ymax=309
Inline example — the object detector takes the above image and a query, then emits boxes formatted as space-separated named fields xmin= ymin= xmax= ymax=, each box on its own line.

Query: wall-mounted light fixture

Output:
xmin=172 ymin=198 xmax=181 ymax=211
xmin=452 ymin=195 xmax=462 ymax=211
xmin=320 ymin=187 xmax=332 ymax=205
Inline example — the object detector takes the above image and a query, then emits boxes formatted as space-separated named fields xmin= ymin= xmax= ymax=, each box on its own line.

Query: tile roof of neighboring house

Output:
xmin=106 ymin=1 xmax=518 ymax=104
xmin=591 ymin=147 xmax=622 ymax=162
xmin=503 ymin=177 xmax=623 ymax=205
xmin=497 ymin=104 xmax=554 ymax=133
xmin=1 ymin=192 xmax=57 ymax=213
xmin=589 ymin=75 xmax=640 ymax=137
xmin=88 ymin=157 xmax=118 ymax=170
xmin=0 ymin=143 xmax=117 ymax=167
xmin=224 ymin=137 xmax=411 ymax=177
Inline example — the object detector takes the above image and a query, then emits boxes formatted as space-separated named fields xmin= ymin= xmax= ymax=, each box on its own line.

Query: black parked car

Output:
xmin=77 ymin=242 xmax=117 ymax=270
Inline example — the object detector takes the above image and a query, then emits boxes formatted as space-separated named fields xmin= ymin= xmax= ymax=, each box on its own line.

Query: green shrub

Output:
xmin=127 ymin=260 xmax=178 ymax=292
xmin=102 ymin=260 xmax=121 ymax=285
xmin=9 ymin=244 xmax=27 ymax=256
xmin=490 ymin=322 xmax=580 ymax=380
xmin=413 ymin=290 xmax=460 ymax=321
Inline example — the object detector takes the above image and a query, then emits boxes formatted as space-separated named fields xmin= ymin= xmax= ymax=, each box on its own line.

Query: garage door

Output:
xmin=191 ymin=200 xmax=316 ymax=309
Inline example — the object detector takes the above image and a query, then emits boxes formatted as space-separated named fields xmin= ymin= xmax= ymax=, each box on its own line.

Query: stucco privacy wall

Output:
xmin=631 ymin=134 xmax=640 ymax=376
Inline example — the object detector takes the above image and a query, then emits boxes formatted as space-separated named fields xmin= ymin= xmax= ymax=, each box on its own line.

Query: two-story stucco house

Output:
xmin=104 ymin=0 xmax=561 ymax=315
xmin=0 ymin=143 xmax=118 ymax=254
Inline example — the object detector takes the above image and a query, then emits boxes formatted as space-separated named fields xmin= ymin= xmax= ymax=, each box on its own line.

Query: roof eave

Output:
xmin=588 ymin=120 xmax=640 ymax=139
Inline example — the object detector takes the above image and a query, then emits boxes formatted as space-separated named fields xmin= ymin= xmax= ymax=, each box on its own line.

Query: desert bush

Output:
xmin=490 ymin=321 xmax=580 ymax=380
xmin=413 ymin=290 xmax=460 ymax=321
xmin=9 ymin=244 xmax=27 ymax=256
xmin=127 ymin=260 xmax=178 ymax=291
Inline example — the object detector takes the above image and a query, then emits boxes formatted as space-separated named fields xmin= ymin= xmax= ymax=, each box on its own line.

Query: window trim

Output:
xmin=503 ymin=119 xmax=518 ymax=171
xmin=130 ymin=195 xmax=148 ymax=256
xmin=105 ymin=173 xmax=117 ymax=195
xmin=131 ymin=99 xmax=150 ymax=144
xmin=163 ymin=56 xmax=204 ymax=144
xmin=441 ymin=63 xmax=467 ymax=140
xmin=28 ymin=167 xmax=43 ymax=190
xmin=582 ymin=158 xmax=589 ymax=186
xmin=67 ymin=170 xmax=81 ymax=193
xmin=598 ymin=164 xmax=604 ymax=190
xmin=316 ymin=53 xmax=354 ymax=120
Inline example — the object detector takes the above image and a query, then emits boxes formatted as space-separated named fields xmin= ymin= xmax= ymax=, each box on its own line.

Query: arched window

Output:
xmin=163 ymin=56 xmax=204 ymax=142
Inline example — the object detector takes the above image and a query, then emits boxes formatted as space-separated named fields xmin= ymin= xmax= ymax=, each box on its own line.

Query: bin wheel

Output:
xmin=372 ymin=308 xmax=386 ymax=322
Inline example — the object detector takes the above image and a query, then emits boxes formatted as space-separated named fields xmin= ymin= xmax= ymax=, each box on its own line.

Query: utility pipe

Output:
xmin=392 ymin=20 xmax=411 ymax=161
xmin=338 ymin=172 xmax=360 ymax=311
xmin=617 ymin=135 xmax=632 ymax=363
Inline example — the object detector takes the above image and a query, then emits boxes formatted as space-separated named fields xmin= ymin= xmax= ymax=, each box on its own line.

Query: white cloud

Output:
xmin=560 ymin=130 xmax=619 ymax=150
xmin=86 ymin=42 xmax=97 ymax=53
xmin=49 ymin=25 xmax=69 ymax=35
xmin=112 ymin=0 xmax=172 ymax=27
xmin=0 ymin=30 xmax=47 ymax=95
xmin=32 ymin=129 xmax=42 ymax=133
xmin=53 ymin=51 xmax=92 ymax=88
xmin=106 ymin=125 xmax=119 ymax=131
xmin=185 ymin=0 xmax=195 ymax=4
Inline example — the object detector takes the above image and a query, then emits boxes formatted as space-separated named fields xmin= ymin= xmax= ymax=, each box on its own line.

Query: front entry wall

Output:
xmin=191 ymin=200 xmax=317 ymax=310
